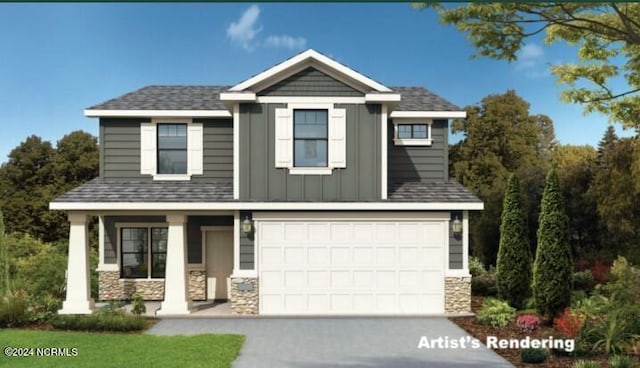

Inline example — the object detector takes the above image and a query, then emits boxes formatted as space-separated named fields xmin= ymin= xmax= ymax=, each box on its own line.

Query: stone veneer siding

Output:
xmin=444 ymin=276 xmax=471 ymax=314
xmin=98 ymin=270 xmax=207 ymax=301
xmin=230 ymin=277 xmax=259 ymax=315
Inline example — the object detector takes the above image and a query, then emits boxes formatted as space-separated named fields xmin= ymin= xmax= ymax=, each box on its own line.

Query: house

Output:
xmin=50 ymin=49 xmax=483 ymax=316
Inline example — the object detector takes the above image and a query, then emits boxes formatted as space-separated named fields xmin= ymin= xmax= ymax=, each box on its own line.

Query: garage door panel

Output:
xmin=258 ymin=218 xmax=446 ymax=315
xmin=307 ymin=247 xmax=328 ymax=264
xmin=376 ymin=247 xmax=396 ymax=264
xmin=330 ymin=271 xmax=350 ymax=288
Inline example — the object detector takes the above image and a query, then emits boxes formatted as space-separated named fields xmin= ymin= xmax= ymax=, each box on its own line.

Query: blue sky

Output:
xmin=0 ymin=3 xmax=632 ymax=163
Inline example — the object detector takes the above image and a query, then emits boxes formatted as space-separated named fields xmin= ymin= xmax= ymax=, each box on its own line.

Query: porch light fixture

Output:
xmin=452 ymin=216 xmax=462 ymax=235
xmin=242 ymin=216 xmax=253 ymax=235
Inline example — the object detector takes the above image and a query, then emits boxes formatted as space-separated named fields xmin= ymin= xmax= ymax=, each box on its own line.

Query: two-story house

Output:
xmin=51 ymin=50 xmax=483 ymax=316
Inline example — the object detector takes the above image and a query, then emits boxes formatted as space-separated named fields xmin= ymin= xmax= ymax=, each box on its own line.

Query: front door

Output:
xmin=205 ymin=229 xmax=234 ymax=300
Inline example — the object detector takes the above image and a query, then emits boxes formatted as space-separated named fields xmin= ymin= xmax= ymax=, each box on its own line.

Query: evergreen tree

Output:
xmin=532 ymin=169 xmax=573 ymax=318
xmin=0 ymin=211 xmax=8 ymax=297
xmin=496 ymin=173 xmax=531 ymax=309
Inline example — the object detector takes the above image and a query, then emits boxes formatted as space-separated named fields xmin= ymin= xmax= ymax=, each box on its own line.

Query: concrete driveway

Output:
xmin=148 ymin=317 xmax=513 ymax=368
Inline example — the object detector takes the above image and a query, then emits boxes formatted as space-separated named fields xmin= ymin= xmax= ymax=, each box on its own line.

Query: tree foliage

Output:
xmin=533 ymin=169 xmax=572 ymax=318
xmin=0 ymin=211 xmax=7 ymax=297
xmin=451 ymin=90 xmax=553 ymax=264
xmin=420 ymin=3 xmax=640 ymax=128
xmin=0 ymin=131 xmax=98 ymax=243
xmin=496 ymin=173 xmax=531 ymax=309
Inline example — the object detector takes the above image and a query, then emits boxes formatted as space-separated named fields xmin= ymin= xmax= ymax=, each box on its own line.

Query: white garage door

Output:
xmin=256 ymin=213 xmax=447 ymax=315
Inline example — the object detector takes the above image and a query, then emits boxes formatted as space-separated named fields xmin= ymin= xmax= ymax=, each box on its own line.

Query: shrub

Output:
xmin=517 ymin=314 xmax=540 ymax=332
xmin=477 ymin=298 xmax=515 ymax=327
xmin=590 ymin=259 xmax=611 ymax=284
xmin=572 ymin=361 xmax=602 ymax=368
xmin=579 ymin=307 xmax=640 ymax=355
xmin=131 ymin=293 xmax=146 ymax=316
xmin=603 ymin=257 xmax=640 ymax=305
xmin=572 ymin=290 xmax=589 ymax=307
xmin=496 ymin=173 xmax=532 ymax=309
xmin=50 ymin=313 xmax=149 ymax=332
xmin=554 ymin=308 xmax=585 ymax=339
xmin=520 ymin=348 xmax=548 ymax=364
xmin=573 ymin=270 xmax=596 ymax=292
xmin=609 ymin=355 xmax=638 ymax=368
xmin=472 ymin=273 xmax=497 ymax=296
xmin=469 ymin=256 xmax=487 ymax=277
xmin=0 ymin=290 xmax=30 ymax=327
xmin=532 ymin=169 xmax=573 ymax=318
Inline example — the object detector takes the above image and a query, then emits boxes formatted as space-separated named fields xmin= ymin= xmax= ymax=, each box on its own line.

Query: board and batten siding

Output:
xmin=387 ymin=119 xmax=449 ymax=183
xmin=239 ymin=103 xmax=381 ymax=201
xmin=257 ymin=67 xmax=364 ymax=97
xmin=100 ymin=118 xmax=233 ymax=180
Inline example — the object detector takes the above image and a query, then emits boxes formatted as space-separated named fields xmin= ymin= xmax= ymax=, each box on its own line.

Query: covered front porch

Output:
xmin=58 ymin=211 xmax=257 ymax=316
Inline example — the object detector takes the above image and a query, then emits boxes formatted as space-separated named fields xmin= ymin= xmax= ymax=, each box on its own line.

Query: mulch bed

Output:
xmin=449 ymin=296 xmax=610 ymax=368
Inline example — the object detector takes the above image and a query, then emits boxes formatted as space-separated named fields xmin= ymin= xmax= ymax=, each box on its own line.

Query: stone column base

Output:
xmin=230 ymin=277 xmax=259 ymax=315
xmin=98 ymin=270 xmax=207 ymax=301
xmin=445 ymin=277 xmax=472 ymax=314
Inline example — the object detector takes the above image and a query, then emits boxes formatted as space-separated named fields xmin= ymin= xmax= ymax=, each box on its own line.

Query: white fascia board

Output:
xmin=229 ymin=49 xmax=392 ymax=93
xmin=84 ymin=110 xmax=232 ymax=118
xmin=50 ymin=201 xmax=484 ymax=211
xmin=389 ymin=111 xmax=467 ymax=119
xmin=365 ymin=93 xmax=401 ymax=103
xmin=219 ymin=92 xmax=256 ymax=102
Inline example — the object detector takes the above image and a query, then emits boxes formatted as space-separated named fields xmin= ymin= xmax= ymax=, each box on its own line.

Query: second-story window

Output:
xmin=157 ymin=124 xmax=187 ymax=174
xmin=397 ymin=124 xmax=428 ymax=139
xmin=294 ymin=109 xmax=328 ymax=167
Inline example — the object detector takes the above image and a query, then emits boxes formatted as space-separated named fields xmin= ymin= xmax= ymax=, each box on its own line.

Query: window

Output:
xmin=141 ymin=120 xmax=202 ymax=179
xmin=294 ymin=109 xmax=328 ymax=167
xmin=120 ymin=227 xmax=168 ymax=279
xmin=157 ymin=124 xmax=187 ymax=174
xmin=393 ymin=120 xmax=433 ymax=146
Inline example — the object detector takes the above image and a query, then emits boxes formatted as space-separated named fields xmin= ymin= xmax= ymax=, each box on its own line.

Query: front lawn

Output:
xmin=0 ymin=329 xmax=245 ymax=368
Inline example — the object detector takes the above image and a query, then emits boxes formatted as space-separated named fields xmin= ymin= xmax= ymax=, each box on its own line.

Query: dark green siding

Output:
xmin=387 ymin=119 xmax=449 ymax=183
xmin=258 ymin=67 xmax=363 ymax=97
xmin=449 ymin=211 xmax=463 ymax=269
xmin=239 ymin=103 xmax=381 ymax=201
xmin=104 ymin=215 xmax=232 ymax=266
xmin=100 ymin=118 xmax=233 ymax=180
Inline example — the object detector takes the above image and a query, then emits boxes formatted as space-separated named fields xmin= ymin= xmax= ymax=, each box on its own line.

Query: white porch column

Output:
xmin=59 ymin=213 xmax=95 ymax=314
xmin=157 ymin=214 xmax=192 ymax=315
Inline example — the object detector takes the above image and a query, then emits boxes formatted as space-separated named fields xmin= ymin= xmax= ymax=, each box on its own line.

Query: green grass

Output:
xmin=0 ymin=329 xmax=245 ymax=368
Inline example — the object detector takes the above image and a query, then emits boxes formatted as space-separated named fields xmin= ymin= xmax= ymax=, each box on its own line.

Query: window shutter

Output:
xmin=328 ymin=108 xmax=347 ymax=168
xmin=274 ymin=108 xmax=293 ymax=168
xmin=188 ymin=123 xmax=203 ymax=175
xmin=140 ymin=123 xmax=157 ymax=175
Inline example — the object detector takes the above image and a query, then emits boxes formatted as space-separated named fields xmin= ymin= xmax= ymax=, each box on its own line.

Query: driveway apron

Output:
xmin=148 ymin=317 xmax=513 ymax=368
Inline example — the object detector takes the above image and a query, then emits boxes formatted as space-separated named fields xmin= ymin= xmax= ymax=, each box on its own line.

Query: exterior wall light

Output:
xmin=452 ymin=216 xmax=462 ymax=236
xmin=242 ymin=216 xmax=253 ymax=235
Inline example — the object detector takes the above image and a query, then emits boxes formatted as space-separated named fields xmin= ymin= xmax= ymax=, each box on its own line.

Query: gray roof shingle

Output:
xmin=87 ymin=85 xmax=461 ymax=112
xmin=54 ymin=179 xmax=480 ymax=204
xmin=89 ymin=86 xmax=230 ymax=111
xmin=391 ymin=87 xmax=461 ymax=111
xmin=53 ymin=179 xmax=234 ymax=203
xmin=388 ymin=181 xmax=481 ymax=203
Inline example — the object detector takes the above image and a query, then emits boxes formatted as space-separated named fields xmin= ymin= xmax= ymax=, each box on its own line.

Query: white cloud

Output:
xmin=516 ymin=43 xmax=544 ymax=70
xmin=227 ymin=5 xmax=262 ymax=51
xmin=264 ymin=35 xmax=307 ymax=50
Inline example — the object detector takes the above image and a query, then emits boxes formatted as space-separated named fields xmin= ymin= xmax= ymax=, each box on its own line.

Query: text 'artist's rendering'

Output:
xmin=51 ymin=50 xmax=483 ymax=316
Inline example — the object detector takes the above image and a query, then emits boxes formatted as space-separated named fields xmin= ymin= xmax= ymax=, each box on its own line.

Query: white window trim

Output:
xmin=115 ymin=222 xmax=169 ymax=280
xmin=148 ymin=118 xmax=198 ymax=181
xmin=285 ymin=103 xmax=338 ymax=175
xmin=392 ymin=119 xmax=433 ymax=146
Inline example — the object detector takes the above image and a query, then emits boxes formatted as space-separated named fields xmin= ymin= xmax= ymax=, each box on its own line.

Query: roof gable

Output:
xmin=229 ymin=49 xmax=392 ymax=93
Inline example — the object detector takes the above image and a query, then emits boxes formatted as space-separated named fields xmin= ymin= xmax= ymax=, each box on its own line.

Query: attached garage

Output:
xmin=255 ymin=212 xmax=449 ymax=315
